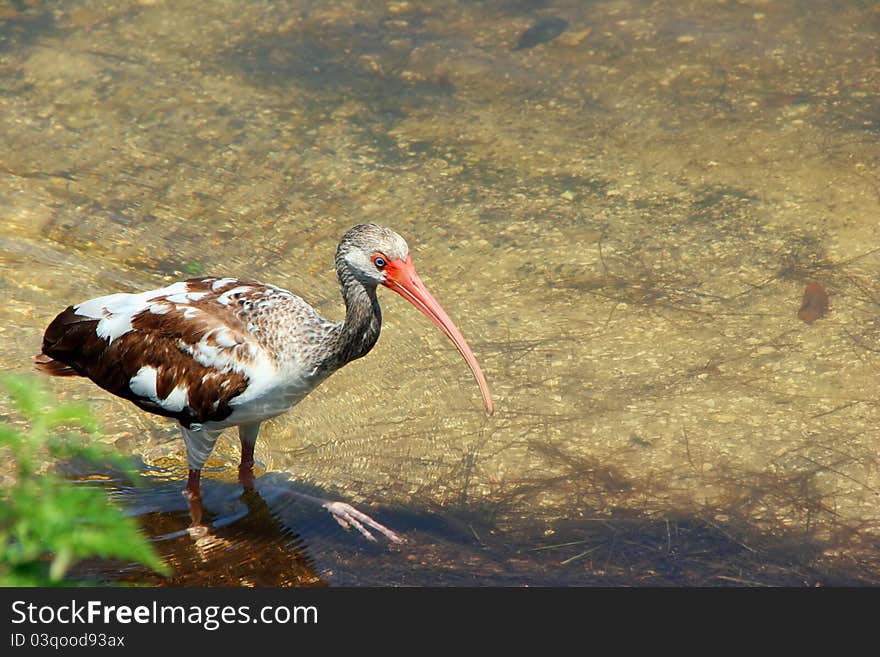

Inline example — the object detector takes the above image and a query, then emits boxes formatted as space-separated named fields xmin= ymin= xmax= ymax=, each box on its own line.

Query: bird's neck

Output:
xmin=324 ymin=264 xmax=382 ymax=371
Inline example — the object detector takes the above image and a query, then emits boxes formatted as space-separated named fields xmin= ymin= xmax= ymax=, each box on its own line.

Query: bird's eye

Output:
xmin=372 ymin=255 xmax=387 ymax=269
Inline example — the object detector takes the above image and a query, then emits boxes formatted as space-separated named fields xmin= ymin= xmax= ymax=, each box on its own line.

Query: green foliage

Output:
xmin=183 ymin=260 xmax=206 ymax=275
xmin=0 ymin=375 xmax=170 ymax=586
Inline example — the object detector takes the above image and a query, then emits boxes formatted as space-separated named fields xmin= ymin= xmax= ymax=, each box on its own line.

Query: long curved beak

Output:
xmin=382 ymin=256 xmax=494 ymax=416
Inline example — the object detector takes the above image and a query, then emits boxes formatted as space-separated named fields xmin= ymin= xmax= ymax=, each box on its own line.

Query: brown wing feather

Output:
xmin=35 ymin=278 xmax=278 ymax=427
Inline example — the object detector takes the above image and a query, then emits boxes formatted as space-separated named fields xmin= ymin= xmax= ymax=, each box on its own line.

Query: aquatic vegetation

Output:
xmin=0 ymin=375 xmax=169 ymax=585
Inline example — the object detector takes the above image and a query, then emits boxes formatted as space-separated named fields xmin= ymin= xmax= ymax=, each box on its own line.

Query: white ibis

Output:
xmin=35 ymin=224 xmax=493 ymax=542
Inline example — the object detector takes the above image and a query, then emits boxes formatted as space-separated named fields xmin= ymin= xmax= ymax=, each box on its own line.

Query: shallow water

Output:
xmin=1 ymin=0 xmax=879 ymax=585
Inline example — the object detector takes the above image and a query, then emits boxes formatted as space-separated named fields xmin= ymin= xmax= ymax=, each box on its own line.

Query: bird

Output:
xmin=34 ymin=223 xmax=493 ymax=542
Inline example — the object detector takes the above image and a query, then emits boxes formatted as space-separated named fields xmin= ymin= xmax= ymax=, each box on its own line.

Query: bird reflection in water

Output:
xmin=68 ymin=462 xmax=404 ymax=587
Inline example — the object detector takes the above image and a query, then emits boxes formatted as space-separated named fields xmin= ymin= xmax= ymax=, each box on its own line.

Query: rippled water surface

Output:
xmin=2 ymin=0 xmax=879 ymax=585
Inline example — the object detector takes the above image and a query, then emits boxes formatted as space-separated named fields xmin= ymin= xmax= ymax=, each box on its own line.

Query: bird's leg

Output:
xmin=180 ymin=426 xmax=222 ymax=527
xmin=186 ymin=468 xmax=202 ymax=499
xmin=237 ymin=422 xmax=261 ymax=491
xmin=185 ymin=470 xmax=203 ymax=526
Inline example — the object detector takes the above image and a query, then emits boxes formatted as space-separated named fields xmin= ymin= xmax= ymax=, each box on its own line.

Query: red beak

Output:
xmin=382 ymin=256 xmax=494 ymax=416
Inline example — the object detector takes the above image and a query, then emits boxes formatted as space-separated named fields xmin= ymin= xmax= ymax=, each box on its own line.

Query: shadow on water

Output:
xmin=221 ymin=18 xmax=455 ymax=114
xmin=0 ymin=2 xmax=57 ymax=54
xmin=63 ymin=458 xmax=880 ymax=587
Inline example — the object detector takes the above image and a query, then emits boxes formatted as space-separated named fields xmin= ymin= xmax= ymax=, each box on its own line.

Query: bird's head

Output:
xmin=337 ymin=224 xmax=494 ymax=416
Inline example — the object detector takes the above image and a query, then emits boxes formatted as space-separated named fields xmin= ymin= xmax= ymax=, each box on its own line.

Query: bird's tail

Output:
xmin=33 ymin=353 xmax=78 ymax=377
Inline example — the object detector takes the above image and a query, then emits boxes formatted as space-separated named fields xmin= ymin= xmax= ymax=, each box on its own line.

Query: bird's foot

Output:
xmin=321 ymin=500 xmax=403 ymax=544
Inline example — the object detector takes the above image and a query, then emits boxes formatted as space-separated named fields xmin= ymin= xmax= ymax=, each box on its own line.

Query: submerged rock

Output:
xmin=513 ymin=17 xmax=568 ymax=51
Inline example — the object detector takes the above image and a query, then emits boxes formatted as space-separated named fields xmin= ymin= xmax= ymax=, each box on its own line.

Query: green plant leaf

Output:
xmin=0 ymin=375 xmax=171 ymax=584
xmin=0 ymin=374 xmax=48 ymax=417
xmin=43 ymin=403 xmax=99 ymax=433
xmin=0 ymin=424 xmax=20 ymax=447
